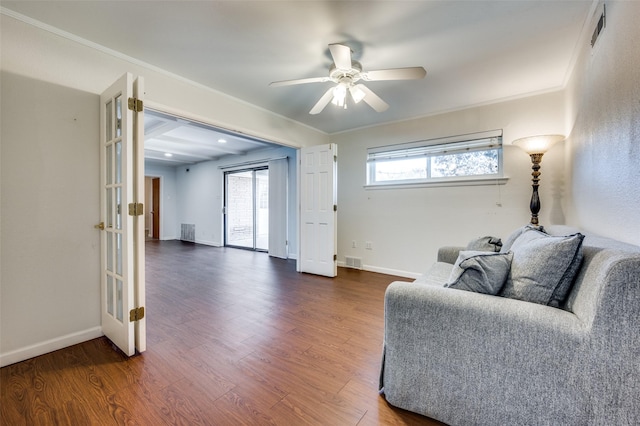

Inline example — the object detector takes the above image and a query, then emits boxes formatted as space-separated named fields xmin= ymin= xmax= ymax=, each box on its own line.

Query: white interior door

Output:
xmin=299 ymin=144 xmax=337 ymax=277
xmin=99 ymin=72 xmax=146 ymax=356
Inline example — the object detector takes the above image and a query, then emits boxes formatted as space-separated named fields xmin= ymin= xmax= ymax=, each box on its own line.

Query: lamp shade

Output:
xmin=512 ymin=134 xmax=565 ymax=154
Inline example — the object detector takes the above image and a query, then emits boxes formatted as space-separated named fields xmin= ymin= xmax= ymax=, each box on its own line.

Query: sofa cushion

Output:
xmin=501 ymin=229 xmax=584 ymax=306
xmin=414 ymin=262 xmax=454 ymax=286
xmin=445 ymin=250 xmax=513 ymax=295
xmin=466 ymin=236 xmax=503 ymax=252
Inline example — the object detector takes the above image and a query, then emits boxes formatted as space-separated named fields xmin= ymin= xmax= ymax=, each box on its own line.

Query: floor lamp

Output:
xmin=513 ymin=135 xmax=565 ymax=226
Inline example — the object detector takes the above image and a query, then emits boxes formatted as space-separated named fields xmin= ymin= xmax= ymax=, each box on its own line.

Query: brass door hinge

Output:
xmin=128 ymin=202 xmax=144 ymax=216
xmin=333 ymin=254 xmax=337 ymax=261
xmin=129 ymin=307 xmax=145 ymax=322
xmin=333 ymin=204 xmax=337 ymax=212
xmin=128 ymin=97 xmax=144 ymax=112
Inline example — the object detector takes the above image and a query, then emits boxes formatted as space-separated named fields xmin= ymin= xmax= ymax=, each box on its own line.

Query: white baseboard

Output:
xmin=363 ymin=264 xmax=420 ymax=279
xmin=194 ymin=238 xmax=222 ymax=247
xmin=0 ymin=326 xmax=103 ymax=367
xmin=337 ymin=261 xmax=419 ymax=279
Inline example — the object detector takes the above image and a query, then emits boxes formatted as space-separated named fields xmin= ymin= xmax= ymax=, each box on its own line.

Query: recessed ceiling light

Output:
xmin=164 ymin=153 xmax=173 ymax=157
xmin=218 ymin=138 xmax=227 ymax=144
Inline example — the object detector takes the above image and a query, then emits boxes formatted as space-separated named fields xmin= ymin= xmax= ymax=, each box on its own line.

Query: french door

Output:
xmin=99 ymin=73 xmax=146 ymax=356
xmin=225 ymin=167 xmax=269 ymax=251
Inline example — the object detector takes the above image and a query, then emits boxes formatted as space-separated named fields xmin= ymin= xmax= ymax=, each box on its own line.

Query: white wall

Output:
xmin=1 ymin=72 xmax=103 ymax=364
xmin=332 ymin=91 xmax=566 ymax=277
xmin=144 ymin=162 xmax=178 ymax=240
xmin=175 ymin=146 xmax=299 ymax=257
xmin=564 ymin=1 xmax=640 ymax=245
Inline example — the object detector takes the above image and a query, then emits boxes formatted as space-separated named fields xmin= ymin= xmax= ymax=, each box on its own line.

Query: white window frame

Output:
xmin=365 ymin=130 xmax=508 ymax=189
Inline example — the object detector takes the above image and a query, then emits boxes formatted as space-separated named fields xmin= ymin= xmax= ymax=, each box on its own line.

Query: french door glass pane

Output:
xmin=106 ymin=188 xmax=113 ymax=228
xmin=115 ymin=187 xmax=122 ymax=230
xmin=116 ymin=233 xmax=123 ymax=276
xmin=107 ymin=275 xmax=114 ymax=316
xmin=106 ymin=144 xmax=112 ymax=184
xmin=106 ymin=100 xmax=112 ymax=141
xmin=115 ymin=142 xmax=122 ymax=184
xmin=115 ymin=95 xmax=122 ymax=137
xmin=116 ymin=279 xmax=123 ymax=322
xmin=107 ymin=233 xmax=113 ymax=272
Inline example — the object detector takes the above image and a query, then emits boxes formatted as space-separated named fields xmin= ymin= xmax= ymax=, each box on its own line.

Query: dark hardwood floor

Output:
xmin=1 ymin=240 xmax=444 ymax=425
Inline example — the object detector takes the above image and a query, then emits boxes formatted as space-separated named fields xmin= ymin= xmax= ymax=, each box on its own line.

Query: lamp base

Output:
xmin=528 ymin=153 xmax=543 ymax=225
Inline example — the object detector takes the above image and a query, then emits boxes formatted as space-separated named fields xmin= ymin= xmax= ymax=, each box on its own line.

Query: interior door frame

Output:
xmin=142 ymin=101 xmax=298 ymax=256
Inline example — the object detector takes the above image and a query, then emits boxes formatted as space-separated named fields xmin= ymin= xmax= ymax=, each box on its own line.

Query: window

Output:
xmin=366 ymin=130 xmax=504 ymax=187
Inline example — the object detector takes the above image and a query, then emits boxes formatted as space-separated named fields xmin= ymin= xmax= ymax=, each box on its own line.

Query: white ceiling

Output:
xmin=2 ymin=0 xmax=594 ymax=162
xmin=144 ymin=109 xmax=278 ymax=167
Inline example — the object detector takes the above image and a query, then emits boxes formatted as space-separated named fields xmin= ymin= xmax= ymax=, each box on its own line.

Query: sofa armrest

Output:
xmin=437 ymin=246 xmax=465 ymax=264
xmin=384 ymin=281 xmax=585 ymax=343
xmin=382 ymin=281 xmax=588 ymax=424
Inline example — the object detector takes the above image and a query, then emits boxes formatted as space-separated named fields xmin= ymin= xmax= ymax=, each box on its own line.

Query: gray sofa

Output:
xmin=380 ymin=225 xmax=640 ymax=426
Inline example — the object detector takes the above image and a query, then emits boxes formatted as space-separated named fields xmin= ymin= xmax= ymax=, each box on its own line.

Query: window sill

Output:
xmin=364 ymin=176 xmax=509 ymax=190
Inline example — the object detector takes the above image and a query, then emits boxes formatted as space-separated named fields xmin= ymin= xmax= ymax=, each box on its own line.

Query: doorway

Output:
xmin=144 ymin=176 xmax=160 ymax=240
xmin=224 ymin=167 xmax=269 ymax=251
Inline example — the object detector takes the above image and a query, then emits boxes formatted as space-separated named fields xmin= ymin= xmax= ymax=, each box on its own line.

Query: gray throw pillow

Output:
xmin=445 ymin=251 xmax=514 ymax=295
xmin=501 ymin=229 xmax=584 ymax=306
xmin=500 ymin=224 xmax=545 ymax=253
xmin=466 ymin=236 xmax=503 ymax=252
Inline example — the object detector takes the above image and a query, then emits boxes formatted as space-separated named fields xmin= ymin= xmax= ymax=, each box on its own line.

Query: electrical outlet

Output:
xmin=365 ymin=241 xmax=373 ymax=250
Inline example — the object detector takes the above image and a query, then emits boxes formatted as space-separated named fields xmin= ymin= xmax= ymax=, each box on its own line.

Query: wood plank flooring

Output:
xmin=1 ymin=241 xmax=444 ymax=425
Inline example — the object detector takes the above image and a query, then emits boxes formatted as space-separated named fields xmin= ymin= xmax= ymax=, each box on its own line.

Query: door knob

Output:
xmin=94 ymin=222 xmax=105 ymax=230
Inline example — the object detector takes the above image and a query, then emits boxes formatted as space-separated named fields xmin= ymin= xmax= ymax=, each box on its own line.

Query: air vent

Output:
xmin=180 ymin=223 xmax=195 ymax=242
xmin=345 ymin=256 xmax=363 ymax=270
xmin=591 ymin=4 xmax=606 ymax=48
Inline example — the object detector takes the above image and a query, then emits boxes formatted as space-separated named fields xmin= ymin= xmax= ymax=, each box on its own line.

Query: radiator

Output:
xmin=180 ymin=223 xmax=195 ymax=242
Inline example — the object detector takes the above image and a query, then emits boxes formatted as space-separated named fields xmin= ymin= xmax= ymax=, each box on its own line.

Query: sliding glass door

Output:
xmin=225 ymin=167 xmax=269 ymax=251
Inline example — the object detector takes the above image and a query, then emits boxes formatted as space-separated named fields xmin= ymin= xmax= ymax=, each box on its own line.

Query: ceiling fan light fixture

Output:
xmin=271 ymin=43 xmax=426 ymax=115
xmin=349 ymin=85 xmax=366 ymax=104
xmin=331 ymin=84 xmax=348 ymax=108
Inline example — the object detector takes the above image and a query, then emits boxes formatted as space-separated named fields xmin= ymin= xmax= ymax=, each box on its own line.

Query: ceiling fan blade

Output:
xmin=309 ymin=87 xmax=336 ymax=115
xmin=329 ymin=43 xmax=352 ymax=70
xmin=356 ymin=84 xmax=389 ymax=112
xmin=361 ymin=67 xmax=427 ymax=81
xmin=269 ymin=76 xmax=330 ymax=87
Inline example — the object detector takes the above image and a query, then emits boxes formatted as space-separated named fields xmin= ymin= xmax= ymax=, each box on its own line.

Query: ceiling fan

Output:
xmin=269 ymin=43 xmax=427 ymax=115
